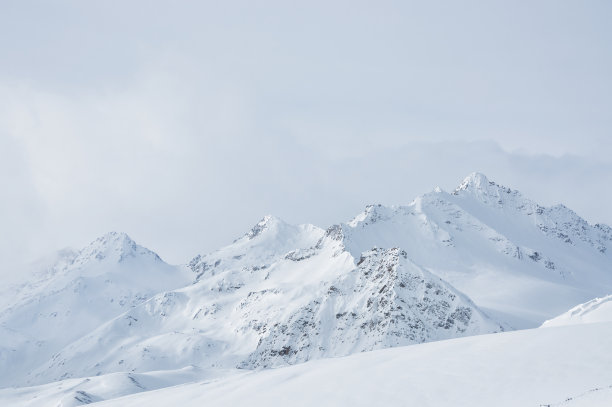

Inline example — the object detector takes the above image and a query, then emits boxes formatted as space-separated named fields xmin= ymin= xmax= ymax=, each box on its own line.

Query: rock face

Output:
xmin=3 ymin=172 xmax=612 ymax=388
xmin=243 ymin=247 xmax=502 ymax=368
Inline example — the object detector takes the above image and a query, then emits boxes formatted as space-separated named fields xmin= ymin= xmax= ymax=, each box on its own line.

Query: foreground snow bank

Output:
xmin=0 ymin=367 xmax=239 ymax=407
xmin=86 ymin=322 xmax=612 ymax=407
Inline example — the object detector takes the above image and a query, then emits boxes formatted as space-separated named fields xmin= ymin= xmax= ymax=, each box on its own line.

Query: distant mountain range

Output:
xmin=1 ymin=172 xmax=611 ymax=402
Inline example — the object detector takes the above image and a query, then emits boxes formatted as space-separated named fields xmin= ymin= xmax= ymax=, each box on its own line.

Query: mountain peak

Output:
xmin=347 ymin=204 xmax=396 ymax=227
xmin=455 ymin=172 xmax=492 ymax=192
xmin=245 ymin=215 xmax=286 ymax=240
xmin=452 ymin=172 xmax=518 ymax=201
xmin=99 ymin=231 xmax=133 ymax=243
xmin=74 ymin=231 xmax=161 ymax=265
xmin=93 ymin=231 xmax=137 ymax=251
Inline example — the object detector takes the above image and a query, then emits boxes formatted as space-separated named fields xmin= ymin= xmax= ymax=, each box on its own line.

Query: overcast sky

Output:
xmin=1 ymin=1 xmax=612 ymax=279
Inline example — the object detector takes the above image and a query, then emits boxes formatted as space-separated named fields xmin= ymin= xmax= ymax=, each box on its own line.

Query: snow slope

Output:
xmin=10 ymin=321 xmax=607 ymax=407
xmin=542 ymin=294 xmax=612 ymax=327
xmin=0 ymin=367 xmax=237 ymax=407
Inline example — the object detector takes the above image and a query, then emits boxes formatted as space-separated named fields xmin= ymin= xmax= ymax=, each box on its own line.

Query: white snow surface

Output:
xmin=4 ymin=321 xmax=609 ymax=407
xmin=1 ymin=172 xmax=611 ymax=405
xmin=542 ymin=294 xmax=612 ymax=327
xmin=0 ymin=366 xmax=233 ymax=407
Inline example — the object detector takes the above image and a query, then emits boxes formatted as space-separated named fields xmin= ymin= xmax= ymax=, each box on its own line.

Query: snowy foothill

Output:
xmin=542 ymin=294 xmax=612 ymax=327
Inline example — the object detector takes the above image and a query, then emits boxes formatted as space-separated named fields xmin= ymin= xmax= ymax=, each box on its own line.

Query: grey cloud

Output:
xmin=1 ymin=1 xmax=611 ymax=281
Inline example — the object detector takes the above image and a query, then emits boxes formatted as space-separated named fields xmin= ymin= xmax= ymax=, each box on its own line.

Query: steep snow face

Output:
xmin=24 ymin=225 xmax=501 ymax=385
xmin=0 ymin=232 xmax=192 ymax=388
xmin=341 ymin=173 xmax=612 ymax=328
xmin=542 ymin=295 xmax=612 ymax=327
xmin=453 ymin=173 xmax=611 ymax=255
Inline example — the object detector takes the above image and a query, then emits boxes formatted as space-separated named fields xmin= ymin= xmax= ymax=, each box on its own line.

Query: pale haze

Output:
xmin=1 ymin=1 xmax=611 ymax=279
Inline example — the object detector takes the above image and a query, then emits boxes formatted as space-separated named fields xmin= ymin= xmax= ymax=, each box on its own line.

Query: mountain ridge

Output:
xmin=2 ymin=172 xmax=611 ymax=390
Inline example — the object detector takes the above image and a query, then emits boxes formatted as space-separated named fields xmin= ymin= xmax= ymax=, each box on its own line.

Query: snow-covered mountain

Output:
xmin=340 ymin=173 xmax=612 ymax=328
xmin=0 ymin=232 xmax=192 ymax=388
xmin=23 ymin=215 xmax=502 ymax=385
xmin=1 ymin=172 xmax=611 ymax=403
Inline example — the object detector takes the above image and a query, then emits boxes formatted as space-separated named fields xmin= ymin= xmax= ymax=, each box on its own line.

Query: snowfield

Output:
xmin=1 ymin=172 xmax=611 ymax=406
xmin=3 ymin=321 xmax=610 ymax=407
